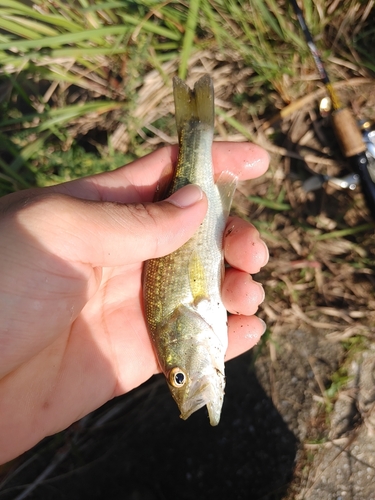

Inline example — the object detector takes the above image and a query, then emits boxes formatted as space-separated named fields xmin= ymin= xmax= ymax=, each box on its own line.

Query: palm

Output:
xmin=0 ymin=260 xmax=156 ymax=452
xmin=76 ymin=262 xmax=158 ymax=392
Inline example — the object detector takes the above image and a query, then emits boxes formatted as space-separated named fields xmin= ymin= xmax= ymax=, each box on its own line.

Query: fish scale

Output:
xmin=143 ymin=75 xmax=237 ymax=425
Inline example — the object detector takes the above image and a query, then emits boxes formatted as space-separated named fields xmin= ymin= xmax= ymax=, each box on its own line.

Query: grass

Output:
xmin=2 ymin=0 xmax=372 ymax=194
xmin=1 ymin=0 xmax=375 ymax=497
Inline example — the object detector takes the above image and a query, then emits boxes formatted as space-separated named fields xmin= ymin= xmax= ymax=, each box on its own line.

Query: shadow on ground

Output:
xmin=3 ymin=329 xmax=375 ymax=499
xmin=0 ymin=352 xmax=298 ymax=500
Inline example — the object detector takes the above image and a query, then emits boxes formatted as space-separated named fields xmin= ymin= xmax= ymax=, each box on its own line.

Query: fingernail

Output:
xmin=260 ymin=239 xmax=269 ymax=267
xmin=166 ymin=184 xmax=203 ymax=208
xmin=258 ymin=318 xmax=267 ymax=335
xmin=255 ymin=281 xmax=266 ymax=304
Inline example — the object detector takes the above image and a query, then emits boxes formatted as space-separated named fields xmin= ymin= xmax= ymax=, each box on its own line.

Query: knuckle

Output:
xmin=128 ymin=202 xmax=160 ymax=251
xmin=126 ymin=202 xmax=160 ymax=229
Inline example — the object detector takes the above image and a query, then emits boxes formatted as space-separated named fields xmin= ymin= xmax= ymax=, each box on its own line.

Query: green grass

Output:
xmin=2 ymin=0 xmax=371 ymax=194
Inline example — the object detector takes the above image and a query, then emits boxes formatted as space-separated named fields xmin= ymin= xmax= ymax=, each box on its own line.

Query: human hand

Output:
xmin=0 ymin=142 xmax=269 ymax=463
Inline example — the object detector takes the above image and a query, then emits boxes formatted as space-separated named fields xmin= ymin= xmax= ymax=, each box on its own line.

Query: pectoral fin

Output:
xmin=216 ymin=170 xmax=238 ymax=218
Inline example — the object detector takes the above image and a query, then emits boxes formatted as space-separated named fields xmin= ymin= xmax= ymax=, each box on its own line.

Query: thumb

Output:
xmin=56 ymin=184 xmax=208 ymax=267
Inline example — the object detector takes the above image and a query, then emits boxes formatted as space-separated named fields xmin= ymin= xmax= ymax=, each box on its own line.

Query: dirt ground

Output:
xmin=256 ymin=330 xmax=375 ymax=500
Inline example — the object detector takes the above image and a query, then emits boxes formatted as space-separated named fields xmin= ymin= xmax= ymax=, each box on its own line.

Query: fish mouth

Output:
xmin=176 ymin=370 xmax=225 ymax=426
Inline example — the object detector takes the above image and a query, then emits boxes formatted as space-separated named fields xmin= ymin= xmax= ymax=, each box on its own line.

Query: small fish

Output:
xmin=143 ymin=75 xmax=237 ymax=425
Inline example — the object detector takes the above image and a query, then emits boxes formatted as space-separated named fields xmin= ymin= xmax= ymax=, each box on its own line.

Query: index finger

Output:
xmin=50 ymin=142 xmax=269 ymax=203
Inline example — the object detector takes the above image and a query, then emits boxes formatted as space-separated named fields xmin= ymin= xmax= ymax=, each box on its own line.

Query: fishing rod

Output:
xmin=290 ymin=0 xmax=375 ymax=218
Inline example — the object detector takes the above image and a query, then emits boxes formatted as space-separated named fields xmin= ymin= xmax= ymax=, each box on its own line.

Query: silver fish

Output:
xmin=143 ymin=74 xmax=237 ymax=425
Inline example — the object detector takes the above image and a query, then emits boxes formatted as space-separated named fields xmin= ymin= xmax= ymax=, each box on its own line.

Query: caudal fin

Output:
xmin=173 ymin=74 xmax=214 ymax=140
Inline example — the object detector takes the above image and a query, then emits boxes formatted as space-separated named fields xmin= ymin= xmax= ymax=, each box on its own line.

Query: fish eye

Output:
xmin=169 ymin=367 xmax=187 ymax=388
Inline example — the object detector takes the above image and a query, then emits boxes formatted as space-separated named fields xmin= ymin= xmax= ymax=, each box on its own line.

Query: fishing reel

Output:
xmin=303 ymin=117 xmax=375 ymax=206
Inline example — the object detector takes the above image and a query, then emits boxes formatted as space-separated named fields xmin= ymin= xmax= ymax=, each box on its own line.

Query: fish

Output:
xmin=143 ymin=74 xmax=237 ymax=425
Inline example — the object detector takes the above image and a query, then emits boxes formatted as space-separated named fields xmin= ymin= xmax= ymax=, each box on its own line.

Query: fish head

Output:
xmin=159 ymin=304 xmax=226 ymax=426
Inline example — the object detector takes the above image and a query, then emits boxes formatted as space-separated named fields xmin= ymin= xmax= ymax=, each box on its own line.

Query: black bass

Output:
xmin=143 ymin=74 xmax=237 ymax=425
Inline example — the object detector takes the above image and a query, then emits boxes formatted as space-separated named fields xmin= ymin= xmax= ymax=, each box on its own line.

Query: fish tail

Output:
xmin=173 ymin=74 xmax=214 ymax=140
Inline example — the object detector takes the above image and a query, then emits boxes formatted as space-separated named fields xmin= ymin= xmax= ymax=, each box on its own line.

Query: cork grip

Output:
xmin=331 ymin=108 xmax=366 ymax=157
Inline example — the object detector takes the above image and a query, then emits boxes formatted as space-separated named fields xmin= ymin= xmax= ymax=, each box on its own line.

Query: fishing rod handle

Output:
xmin=331 ymin=108 xmax=366 ymax=157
